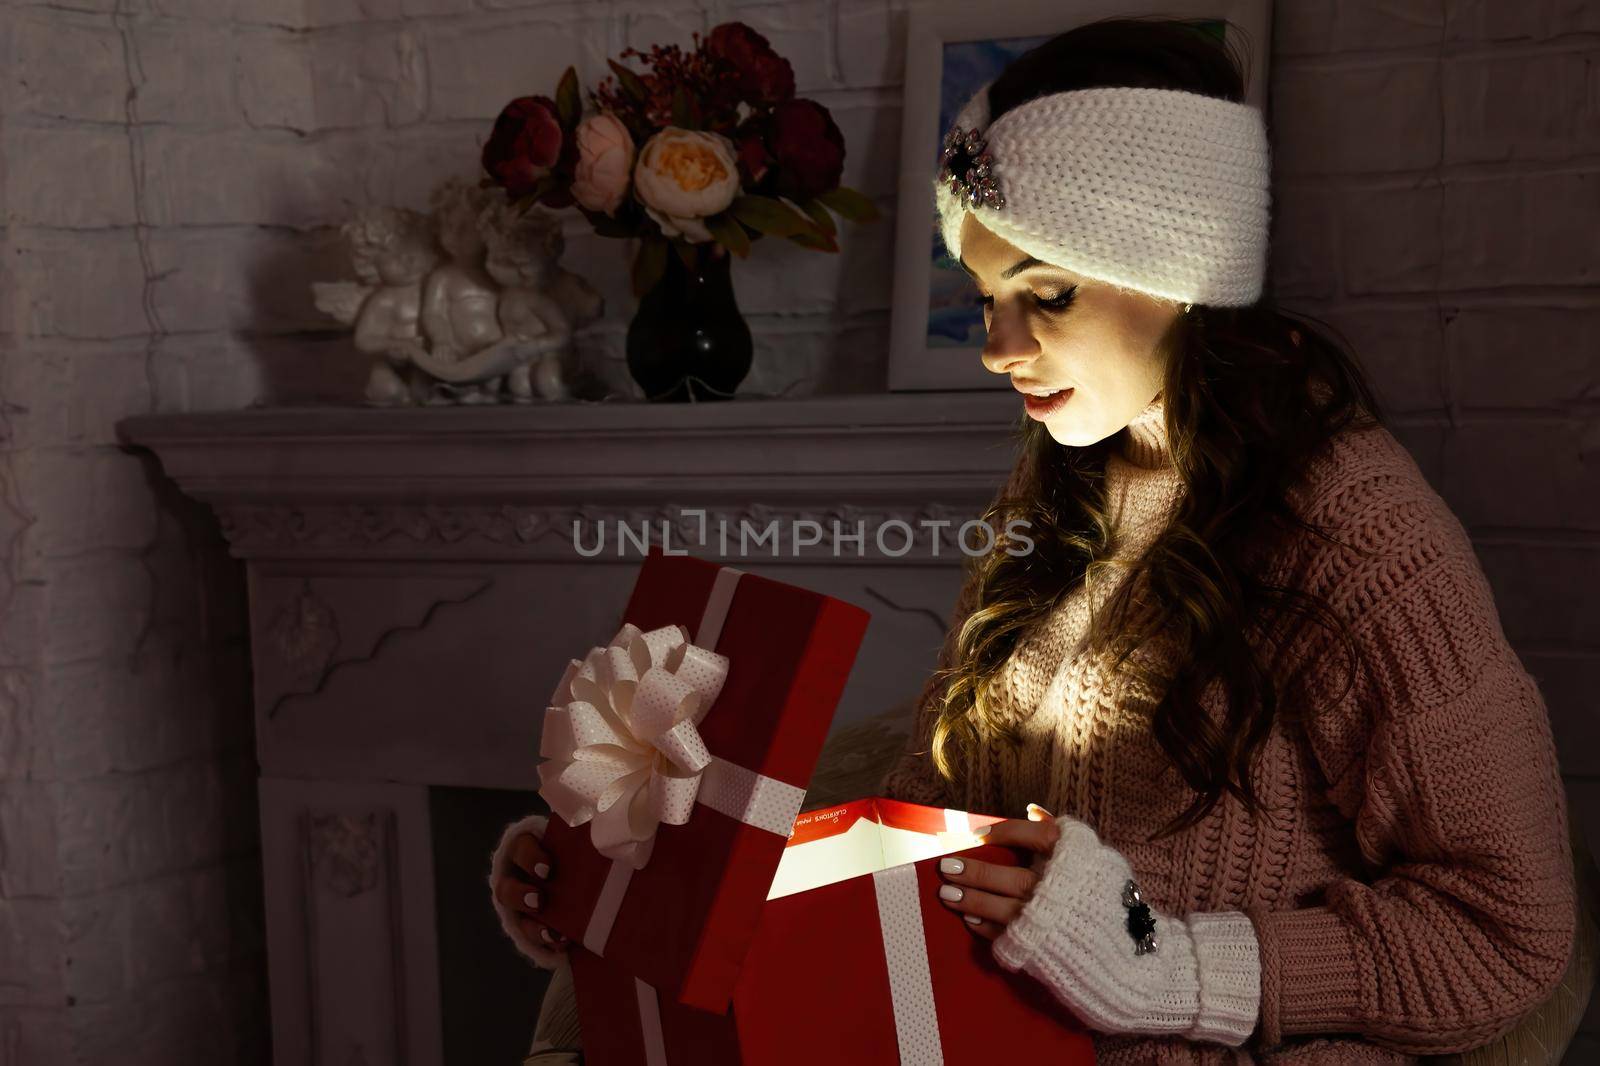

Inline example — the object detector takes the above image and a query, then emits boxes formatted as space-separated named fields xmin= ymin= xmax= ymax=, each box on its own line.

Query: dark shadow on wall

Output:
xmin=240 ymin=220 xmax=373 ymax=408
xmin=120 ymin=443 xmax=272 ymax=1063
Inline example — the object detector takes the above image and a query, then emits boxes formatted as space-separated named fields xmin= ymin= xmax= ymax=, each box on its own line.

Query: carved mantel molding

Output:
xmin=119 ymin=392 xmax=1023 ymax=561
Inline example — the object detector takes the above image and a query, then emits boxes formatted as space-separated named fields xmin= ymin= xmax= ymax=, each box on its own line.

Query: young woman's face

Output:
xmin=959 ymin=212 xmax=1183 ymax=447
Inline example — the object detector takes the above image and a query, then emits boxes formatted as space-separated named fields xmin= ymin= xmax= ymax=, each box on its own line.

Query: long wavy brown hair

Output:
xmin=928 ymin=16 xmax=1385 ymax=841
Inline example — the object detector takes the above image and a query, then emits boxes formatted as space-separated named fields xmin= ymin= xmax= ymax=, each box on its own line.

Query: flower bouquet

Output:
xmin=478 ymin=22 xmax=878 ymax=401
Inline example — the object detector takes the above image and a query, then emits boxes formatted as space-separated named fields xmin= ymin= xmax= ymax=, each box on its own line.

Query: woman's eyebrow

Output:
xmin=957 ymin=254 xmax=1049 ymax=280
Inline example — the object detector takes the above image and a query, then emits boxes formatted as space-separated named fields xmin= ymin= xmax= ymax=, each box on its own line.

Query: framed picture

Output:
xmin=887 ymin=0 xmax=1273 ymax=392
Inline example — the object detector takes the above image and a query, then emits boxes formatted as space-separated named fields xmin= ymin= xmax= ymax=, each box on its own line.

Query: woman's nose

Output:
xmin=979 ymin=308 xmax=1041 ymax=377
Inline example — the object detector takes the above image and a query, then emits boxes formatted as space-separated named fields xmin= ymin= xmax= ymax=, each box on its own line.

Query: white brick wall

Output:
xmin=1 ymin=0 xmax=296 ymax=1058
xmin=0 ymin=0 xmax=1595 ymax=1061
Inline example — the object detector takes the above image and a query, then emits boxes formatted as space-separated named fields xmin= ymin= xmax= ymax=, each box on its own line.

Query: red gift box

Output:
xmin=537 ymin=547 xmax=871 ymax=1012
xmin=571 ymin=797 xmax=1097 ymax=1064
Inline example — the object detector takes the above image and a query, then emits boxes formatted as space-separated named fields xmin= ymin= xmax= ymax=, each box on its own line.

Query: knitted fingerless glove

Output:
xmin=488 ymin=812 xmax=567 ymax=970
xmin=992 ymin=816 xmax=1261 ymax=1046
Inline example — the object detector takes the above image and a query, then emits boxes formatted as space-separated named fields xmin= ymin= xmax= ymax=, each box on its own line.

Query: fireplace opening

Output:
xmin=430 ymin=785 xmax=550 ymax=1058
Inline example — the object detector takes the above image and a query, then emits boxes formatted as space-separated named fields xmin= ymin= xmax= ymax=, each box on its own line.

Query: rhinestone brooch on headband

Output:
xmin=1123 ymin=879 xmax=1158 ymax=955
xmin=941 ymin=125 xmax=1005 ymax=210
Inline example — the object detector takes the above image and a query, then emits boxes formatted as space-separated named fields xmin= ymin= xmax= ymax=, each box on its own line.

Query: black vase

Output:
xmin=625 ymin=243 xmax=753 ymax=402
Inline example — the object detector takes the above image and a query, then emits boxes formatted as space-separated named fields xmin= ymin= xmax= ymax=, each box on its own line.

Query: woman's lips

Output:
xmin=1022 ymin=387 xmax=1072 ymax=419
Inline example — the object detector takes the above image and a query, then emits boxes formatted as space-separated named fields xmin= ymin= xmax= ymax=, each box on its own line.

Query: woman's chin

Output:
xmin=1037 ymin=399 xmax=1148 ymax=450
xmin=1045 ymin=417 xmax=1125 ymax=450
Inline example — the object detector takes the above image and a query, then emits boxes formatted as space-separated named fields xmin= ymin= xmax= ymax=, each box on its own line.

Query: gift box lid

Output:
xmin=537 ymin=546 xmax=871 ymax=1013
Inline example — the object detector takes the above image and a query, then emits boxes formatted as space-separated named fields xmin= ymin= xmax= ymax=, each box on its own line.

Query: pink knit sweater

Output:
xmin=879 ymin=397 xmax=1577 ymax=1065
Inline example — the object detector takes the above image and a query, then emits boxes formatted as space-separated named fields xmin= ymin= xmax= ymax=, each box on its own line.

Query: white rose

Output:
xmin=633 ymin=127 xmax=741 ymax=244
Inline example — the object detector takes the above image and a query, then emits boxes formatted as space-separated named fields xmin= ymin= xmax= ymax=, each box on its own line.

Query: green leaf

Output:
xmin=578 ymin=205 xmax=639 ymax=238
xmin=671 ymin=85 xmax=694 ymax=129
xmin=632 ymin=236 xmax=668 ymax=298
xmin=789 ymin=229 xmax=839 ymax=253
xmin=704 ymin=212 xmax=751 ymax=258
xmin=815 ymin=185 xmax=880 ymax=224
xmin=730 ymin=195 xmax=821 ymax=239
xmin=801 ymin=198 xmax=836 ymax=237
xmin=555 ymin=66 xmax=581 ymax=128
xmin=514 ymin=174 xmax=559 ymax=214
xmin=607 ymin=58 xmax=649 ymax=103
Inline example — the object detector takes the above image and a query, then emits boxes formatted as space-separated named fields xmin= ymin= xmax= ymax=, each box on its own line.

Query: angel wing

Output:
xmin=311 ymin=281 xmax=373 ymax=327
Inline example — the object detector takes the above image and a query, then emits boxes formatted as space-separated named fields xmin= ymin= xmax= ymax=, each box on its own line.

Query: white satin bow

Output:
xmin=537 ymin=621 xmax=731 ymax=870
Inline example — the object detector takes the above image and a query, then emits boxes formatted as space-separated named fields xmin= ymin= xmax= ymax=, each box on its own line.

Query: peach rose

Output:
xmin=571 ymin=112 xmax=636 ymax=216
xmin=633 ymin=127 xmax=741 ymax=244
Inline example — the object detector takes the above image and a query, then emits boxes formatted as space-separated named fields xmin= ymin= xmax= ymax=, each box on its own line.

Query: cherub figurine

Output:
xmin=410 ymin=199 xmax=604 ymax=403
xmin=417 ymin=178 xmax=506 ymax=405
xmin=312 ymin=207 xmax=441 ymax=406
xmin=314 ymin=182 xmax=606 ymax=405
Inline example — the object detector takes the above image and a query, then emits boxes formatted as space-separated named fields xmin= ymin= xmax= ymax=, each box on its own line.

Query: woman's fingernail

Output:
xmin=974 ymin=824 xmax=991 ymax=837
xmin=534 ymin=862 xmax=551 ymax=879
xmin=523 ymin=890 xmax=540 ymax=910
xmin=964 ymin=914 xmax=983 ymax=926
xmin=540 ymin=927 xmax=557 ymax=944
xmin=939 ymin=857 xmax=964 ymax=876
xmin=938 ymin=884 xmax=964 ymax=902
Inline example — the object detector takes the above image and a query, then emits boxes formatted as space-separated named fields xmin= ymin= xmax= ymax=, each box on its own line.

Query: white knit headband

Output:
xmin=935 ymin=84 xmax=1272 ymax=308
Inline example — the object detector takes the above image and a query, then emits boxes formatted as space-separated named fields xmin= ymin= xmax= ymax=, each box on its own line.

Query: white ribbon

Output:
xmin=537 ymin=564 xmax=808 ymax=955
xmin=635 ymin=977 xmax=667 ymax=1066
xmin=873 ymin=864 xmax=945 ymax=1065
xmin=537 ymin=618 xmax=730 ymax=871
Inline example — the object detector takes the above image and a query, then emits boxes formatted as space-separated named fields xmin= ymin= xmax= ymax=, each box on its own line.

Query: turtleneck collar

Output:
xmin=1097 ymin=392 xmax=1183 ymax=564
xmin=1118 ymin=392 xmax=1170 ymax=469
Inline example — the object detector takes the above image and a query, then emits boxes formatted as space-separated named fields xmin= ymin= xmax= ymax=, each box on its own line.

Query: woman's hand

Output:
xmin=490 ymin=823 xmax=571 ymax=959
xmin=958 ymin=804 xmax=1263 ymax=1046
xmin=937 ymin=803 xmax=1058 ymax=940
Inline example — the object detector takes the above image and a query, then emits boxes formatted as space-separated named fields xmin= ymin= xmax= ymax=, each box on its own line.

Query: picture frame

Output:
xmin=886 ymin=0 xmax=1274 ymax=392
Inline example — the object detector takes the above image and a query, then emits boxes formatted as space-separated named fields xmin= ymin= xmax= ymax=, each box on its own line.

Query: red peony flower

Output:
xmin=734 ymin=118 xmax=774 ymax=189
xmin=482 ymin=95 xmax=565 ymax=197
xmin=704 ymin=22 xmax=795 ymax=107
xmin=768 ymin=98 xmax=845 ymax=203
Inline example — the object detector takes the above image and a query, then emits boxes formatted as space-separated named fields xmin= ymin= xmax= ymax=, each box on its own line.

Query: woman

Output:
xmin=488 ymin=17 xmax=1577 ymax=1064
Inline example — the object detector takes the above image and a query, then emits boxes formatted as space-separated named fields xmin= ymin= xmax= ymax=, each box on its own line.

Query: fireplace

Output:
xmin=121 ymin=391 xmax=1017 ymax=1063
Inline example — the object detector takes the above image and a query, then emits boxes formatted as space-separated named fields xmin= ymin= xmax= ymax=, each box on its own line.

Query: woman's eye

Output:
xmin=975 ymin=289 xmax=1076 ymax=312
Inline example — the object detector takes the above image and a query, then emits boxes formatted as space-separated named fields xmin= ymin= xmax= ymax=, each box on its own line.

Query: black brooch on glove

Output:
xmin=940 ymin=126 xmax=1005 ymax=210
xmin=1123 ymin=879 xmax=1158 ymax=955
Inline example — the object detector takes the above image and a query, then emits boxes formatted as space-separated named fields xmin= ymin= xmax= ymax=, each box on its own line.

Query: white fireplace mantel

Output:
xmin=118 ymin=391 xmax=1021 ymax=1066
xmin=121 ymin=391 xmax=1024 ymax=562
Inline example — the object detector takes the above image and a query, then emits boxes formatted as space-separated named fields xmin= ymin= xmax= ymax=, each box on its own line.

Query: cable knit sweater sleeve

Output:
xmin=1246 ymin=433 xmax=1578 ymax=1055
